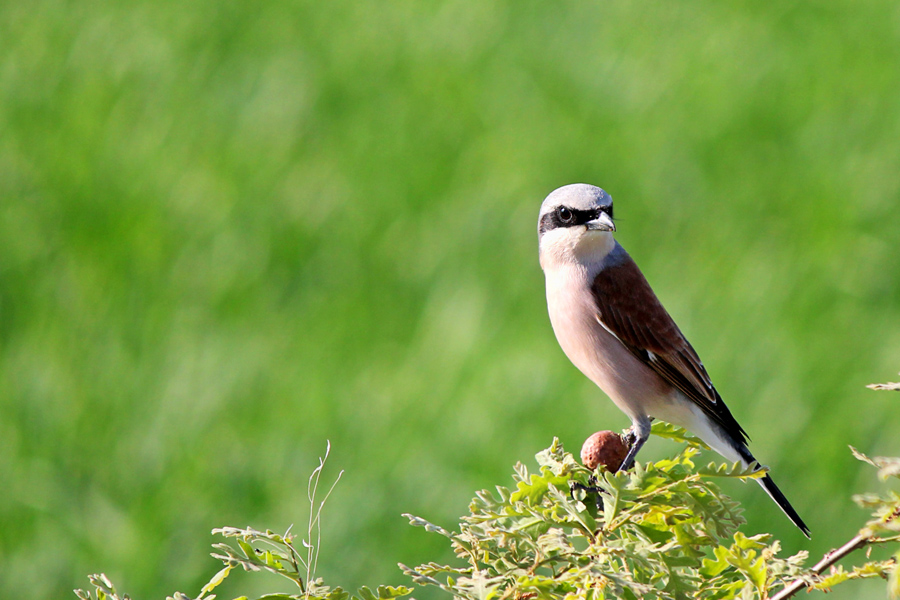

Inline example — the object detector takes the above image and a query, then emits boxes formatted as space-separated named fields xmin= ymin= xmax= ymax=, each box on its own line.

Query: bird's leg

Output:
xmin=570 ymin=477 xmax=604 ymax=497
xmin=619 ymin=417 xmax=651 ymax=471
xmin=570 ymin=477 xmax=605 ymax=511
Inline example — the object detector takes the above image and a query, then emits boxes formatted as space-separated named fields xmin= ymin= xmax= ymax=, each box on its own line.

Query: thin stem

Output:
xmin=772 ymin=504 xmax=900 ymax=600
xmin=306 ymin=444 xmax=328 ymax=592
xmin=311 ymin=467 xmax=344 ymax=575
xmin=769 ymin=534 xmax=869 ymax=600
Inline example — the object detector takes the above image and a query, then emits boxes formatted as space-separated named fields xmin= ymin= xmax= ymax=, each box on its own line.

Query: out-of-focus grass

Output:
xmin=1 ymin=1 xmax=899 ymax=599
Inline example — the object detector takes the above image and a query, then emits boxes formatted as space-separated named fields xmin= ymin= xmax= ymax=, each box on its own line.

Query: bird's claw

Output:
xmin=570 ymin=478 xmax=605 ymax=510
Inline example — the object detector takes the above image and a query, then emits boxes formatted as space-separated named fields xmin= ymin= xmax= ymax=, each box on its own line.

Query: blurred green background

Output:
xmin=2 ymin=1 xmax=900 ymax=598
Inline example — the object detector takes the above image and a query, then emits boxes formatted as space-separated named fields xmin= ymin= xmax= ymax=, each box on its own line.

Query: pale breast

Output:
xmin=544 ymin=264 xmax=675 ymax=421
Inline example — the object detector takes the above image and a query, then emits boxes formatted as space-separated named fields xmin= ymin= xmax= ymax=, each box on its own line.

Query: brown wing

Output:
xmin=591 ymin=252 xmax=748 ymax=444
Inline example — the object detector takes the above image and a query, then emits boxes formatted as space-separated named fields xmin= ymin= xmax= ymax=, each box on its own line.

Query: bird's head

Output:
xmin=538 ymin=184 xmax=616 ymax=269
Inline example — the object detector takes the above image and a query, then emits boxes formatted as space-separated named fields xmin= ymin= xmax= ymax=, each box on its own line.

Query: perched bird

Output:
xmin=538 ymin=183 xmax=809 ymax=537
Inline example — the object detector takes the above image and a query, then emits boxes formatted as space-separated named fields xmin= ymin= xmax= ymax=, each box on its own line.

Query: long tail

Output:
xmin=756 ymin=473 xmax=811 ymax=538
xmin=671 ymin=409 xmax=811 ymax=537
xmin=723 ymin=440 xmax=811 ymax=538
xmin=736 ymin=441 xmax=810 ymax=538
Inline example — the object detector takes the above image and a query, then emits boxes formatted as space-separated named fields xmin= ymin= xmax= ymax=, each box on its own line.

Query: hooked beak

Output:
xmin=586 ymin=211 xmax=616 ymax=232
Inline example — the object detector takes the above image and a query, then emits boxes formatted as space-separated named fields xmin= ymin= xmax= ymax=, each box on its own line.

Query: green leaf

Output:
xmin=509 ymin=468 xmax=568 ymax=505
xmin=811 ymin=567 xmax=852 ymax=591
xmin=200 ymin=565 xmax=233 ymax=596
xmin=326 ymin=588 xmax=350 ymax=600
xmin=356 ymin=587 xmax=378 ymax=600
xmin=402 ymin=514 xmax=453 ymax=538
xmin=732 ymin=532 xmax=770 ymax=551
xmin=697 ymin=461 xmax=766 ymax=480
xmin=536 ymin=527 xmax=571 ymax=554
xmin=261 ymin=550 xmax=284 ymax=569
xmin=650 ymin=422 xmax=710 ymax=448
xmin=238 ymin=540 xmax=256 ymax=560
xmin=455 ymin=571 xmax=504 ymax=600
xmin=374 ymin=585 xmax=412 ymax=599
xmin=700 ymin=546 xmax=731 ymax=577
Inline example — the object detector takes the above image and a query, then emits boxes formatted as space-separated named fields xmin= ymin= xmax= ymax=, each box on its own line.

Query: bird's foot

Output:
xmin=570 ymin=478 xmax=605 ymax=510
xmin=618 ymin=420 xmax=650 ymax=472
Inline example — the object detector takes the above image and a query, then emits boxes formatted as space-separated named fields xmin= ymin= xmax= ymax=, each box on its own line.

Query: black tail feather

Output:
xmin=757 ymin=473 xmax=811 ymax=539
xmin=733 ymin=444 xmax=810 ymax=538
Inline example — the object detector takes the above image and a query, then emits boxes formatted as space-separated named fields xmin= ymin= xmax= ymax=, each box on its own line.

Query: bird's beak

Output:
xmin=586 ymin=212 xmax=616 ymax=232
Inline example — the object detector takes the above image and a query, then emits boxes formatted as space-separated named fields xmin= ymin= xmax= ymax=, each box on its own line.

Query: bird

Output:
xmin=537 ymin=183 xmax=810 ymax=537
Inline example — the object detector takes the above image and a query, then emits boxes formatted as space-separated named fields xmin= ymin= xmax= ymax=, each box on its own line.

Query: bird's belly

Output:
xmin=545 ymin=272 xmax=675 ymax=420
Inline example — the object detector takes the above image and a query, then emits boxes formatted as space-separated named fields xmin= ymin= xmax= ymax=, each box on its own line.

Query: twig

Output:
xmin=867 ymin=382 xmax=900 ymax=391
xmin=867 ymin=374 xmax=900 ymax=391
xmin=769 ymin=534 xmax=870 ymax=600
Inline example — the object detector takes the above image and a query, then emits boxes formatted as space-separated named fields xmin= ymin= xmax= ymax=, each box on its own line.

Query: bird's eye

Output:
xmin=557 ymin=206 xmax=575 ymax=224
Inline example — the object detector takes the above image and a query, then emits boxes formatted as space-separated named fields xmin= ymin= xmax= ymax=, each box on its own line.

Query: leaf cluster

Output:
xmin=75 ymin=526 xmax=413 ymax=600
xmin=74 ymin=425 xmax=900 ymax=600
xmin=75 ymin=442 xmax=413 ymax=600
xmin=402 ymin=425 xmax=900 ymax=600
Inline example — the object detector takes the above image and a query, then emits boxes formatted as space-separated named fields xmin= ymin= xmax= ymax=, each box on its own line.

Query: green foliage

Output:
xmin=74 ymin=442 xmax=413 ymax=600
xmin=73 ymin=425 xmax=900 ymax=600
xmin=76 ymin=526 xmax=413 ymax=600
xmin=202 ymin=525 xmax=411 ymax=600
xmin=849 ymin=447 xmax=900 ymax=598
xmin=402 ymin=429 xmax=900 ymax=600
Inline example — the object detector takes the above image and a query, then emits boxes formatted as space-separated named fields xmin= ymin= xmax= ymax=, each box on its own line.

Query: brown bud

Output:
xmin=580 ymin=431 xmax=630 ymax=472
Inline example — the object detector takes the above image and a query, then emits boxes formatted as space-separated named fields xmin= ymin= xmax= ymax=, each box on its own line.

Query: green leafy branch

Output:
xmin=75 ymin=442 xmax=412 ymax=600
xmin=402 ymin=425 xmax=900 ymax=600
xmin=770 ymin=446 xmax=900 ymax=600
xmin=76 ymin=381 xmax=900 ymax=600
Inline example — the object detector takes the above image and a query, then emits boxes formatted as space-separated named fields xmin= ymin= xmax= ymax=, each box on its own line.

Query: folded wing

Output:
xmin=591 ymin=253 xmax=748 ymax=446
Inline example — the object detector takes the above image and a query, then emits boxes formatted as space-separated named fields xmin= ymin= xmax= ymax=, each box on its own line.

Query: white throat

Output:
xmin=539 ymin=228 xmax=616 ymax=272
